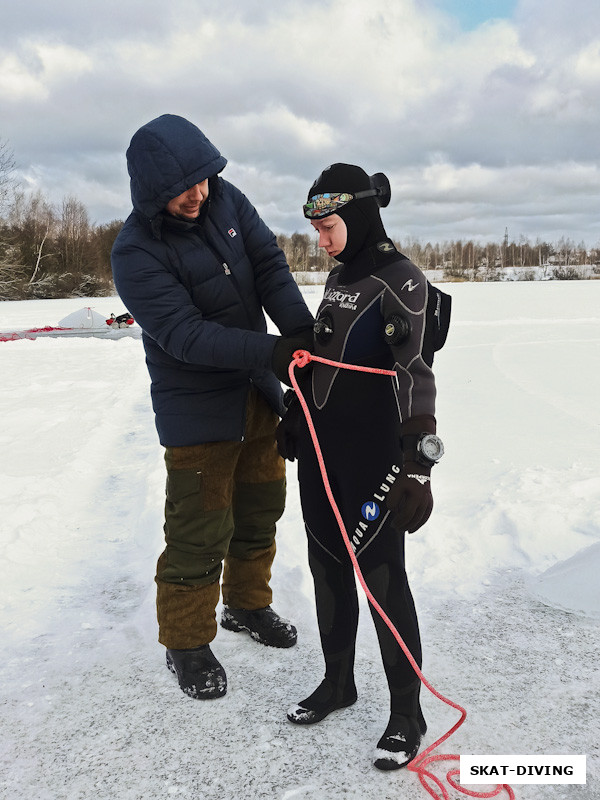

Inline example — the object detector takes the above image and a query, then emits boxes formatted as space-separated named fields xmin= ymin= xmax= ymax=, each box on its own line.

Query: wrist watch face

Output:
xmin=419 ymin=434 xmax=444 ymax=463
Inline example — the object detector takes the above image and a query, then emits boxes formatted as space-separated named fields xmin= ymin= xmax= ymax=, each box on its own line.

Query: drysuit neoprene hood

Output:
xmin=307 ymin=163 xmax=390 ymax=262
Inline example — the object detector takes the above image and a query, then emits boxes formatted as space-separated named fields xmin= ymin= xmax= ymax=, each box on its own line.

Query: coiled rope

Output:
xmin=289 ymin=350 xmax=515 ymax=800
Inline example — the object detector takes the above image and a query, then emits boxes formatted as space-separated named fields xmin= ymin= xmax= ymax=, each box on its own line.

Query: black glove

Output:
xmin=276 ymin=392 xmax=304 ymax=461
xmin=271 ymin=328 xmax=314 ymax=386
xmin=387 ymin=461 xmax=433 ymax=533
xmin=388 ymin=414 xmax=437 ymax=533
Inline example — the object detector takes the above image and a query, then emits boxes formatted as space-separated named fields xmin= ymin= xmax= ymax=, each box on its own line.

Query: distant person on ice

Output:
xmin=277 ymin=163 xmax=450 ymax=769
xmin=111 ymin=114 xmax=314 ymax=700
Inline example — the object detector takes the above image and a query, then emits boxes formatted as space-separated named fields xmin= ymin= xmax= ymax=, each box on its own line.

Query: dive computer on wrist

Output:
xmin=402 ymin=433 xmax=444 ymax=466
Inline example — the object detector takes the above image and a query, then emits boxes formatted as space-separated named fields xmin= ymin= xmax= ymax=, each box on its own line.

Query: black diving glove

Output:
xmin=388 ymin=414 xmax=437 ymax=533
xmin=387 ymin=461 xmax=433 ymax=533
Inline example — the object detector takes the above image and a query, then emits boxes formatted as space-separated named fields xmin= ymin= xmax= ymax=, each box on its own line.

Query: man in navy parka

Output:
xmin=111 ymin=114 xmax=314 ymax=699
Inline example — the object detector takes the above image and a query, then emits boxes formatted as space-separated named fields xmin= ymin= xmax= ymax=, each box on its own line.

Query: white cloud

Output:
xmin=0 ymin=52 xmax=45 ymax=100
xmin=224 ymin=106 xmax=335 ymax=155
xmin=386 ymin=159 xmax=600 ymax=242
xmin=0 ymin=41 xmax=92 ymax=102
xmin=575 ymin=40 xmax=600 ymax=82
xmin=1 ymin=0 xmax=599 ymax=244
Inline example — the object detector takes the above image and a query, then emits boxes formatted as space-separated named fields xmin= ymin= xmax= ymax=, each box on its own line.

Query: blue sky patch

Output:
xmin=435 ymin=0 xmax=518 ymax=29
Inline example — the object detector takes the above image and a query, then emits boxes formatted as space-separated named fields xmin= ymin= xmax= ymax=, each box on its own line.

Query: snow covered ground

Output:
xmin=0 ymin=281 xmax=599 ymax=800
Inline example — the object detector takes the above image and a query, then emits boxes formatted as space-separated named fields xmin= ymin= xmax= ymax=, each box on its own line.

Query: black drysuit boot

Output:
xmin=287 ymin=645 xmax=357 ymax=724
xmin=220 ymin=605 xmax=297 ymax=648
xmin=373 ymin=680 xmax=427 ymax=770
xmin=166 ymin=644 xmax=227 ymax=699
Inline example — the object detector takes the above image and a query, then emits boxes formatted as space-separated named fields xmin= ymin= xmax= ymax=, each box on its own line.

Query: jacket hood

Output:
xmin=127 ymin=114 xmax=227 ymax=219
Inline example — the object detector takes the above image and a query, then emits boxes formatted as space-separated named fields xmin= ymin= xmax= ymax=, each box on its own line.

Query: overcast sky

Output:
xmin=2 ymin=0 xmax=599 ymax=245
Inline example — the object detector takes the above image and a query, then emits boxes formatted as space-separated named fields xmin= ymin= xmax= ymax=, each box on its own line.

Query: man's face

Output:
xmin=166 ymin=179 xmax=209 ymax=220
xmin=311 ymin=214 xmax=348 ymax=259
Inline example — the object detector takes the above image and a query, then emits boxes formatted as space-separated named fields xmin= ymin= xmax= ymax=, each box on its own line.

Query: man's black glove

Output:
xmin=276 ymin=392 xmax=304 ymax=461
xmin=272 ymin=328 xmax=314 ymax=386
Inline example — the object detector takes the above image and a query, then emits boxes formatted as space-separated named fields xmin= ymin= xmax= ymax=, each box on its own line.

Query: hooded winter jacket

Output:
xmin=111 ymin=114 xmax=313 ymax=446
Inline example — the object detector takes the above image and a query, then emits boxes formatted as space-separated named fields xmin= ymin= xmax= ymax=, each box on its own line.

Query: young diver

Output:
xmin=277 ymin=163 xmax=450 ymax=770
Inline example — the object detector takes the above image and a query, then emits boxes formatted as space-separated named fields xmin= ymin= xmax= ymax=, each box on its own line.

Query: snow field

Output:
xmin=0 ymin=282 xmax=599 ymax=800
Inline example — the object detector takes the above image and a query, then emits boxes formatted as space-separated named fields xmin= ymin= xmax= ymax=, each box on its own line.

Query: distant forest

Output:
xmin=1 ymin=185 xmax=599 ymax=300
xmin=275 ymin=230 xmax=600 ymax=283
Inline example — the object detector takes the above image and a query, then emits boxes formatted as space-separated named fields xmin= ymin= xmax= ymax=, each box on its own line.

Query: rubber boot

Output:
xmin=221 ymin=605 xmax=297 ymax=648
xmin=166 ymin=644 xmax=227 ymax=699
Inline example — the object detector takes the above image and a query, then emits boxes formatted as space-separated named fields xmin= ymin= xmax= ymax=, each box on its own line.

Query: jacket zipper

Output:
xmin=195 ymin=228 xmax=257 ymax=442
xmin=198 ymin=229 xmax=254 ymax=330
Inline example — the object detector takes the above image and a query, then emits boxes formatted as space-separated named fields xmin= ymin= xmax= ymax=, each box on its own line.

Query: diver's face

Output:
xmin=311 ymin=214 xmax=347 ymax=259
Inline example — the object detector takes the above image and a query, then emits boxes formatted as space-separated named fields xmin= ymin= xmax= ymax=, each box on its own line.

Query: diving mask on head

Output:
xmin=303 ymin=172 xmax=391 ymax=219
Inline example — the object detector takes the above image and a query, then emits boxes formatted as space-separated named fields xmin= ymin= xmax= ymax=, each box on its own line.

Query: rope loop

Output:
xmin=292 ymin=348 xmax=312 ymax=369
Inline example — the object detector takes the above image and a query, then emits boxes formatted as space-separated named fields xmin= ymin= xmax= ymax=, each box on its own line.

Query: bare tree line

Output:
xmin=0 ymin=187 xmax=122 ymax=301
xmin=277 ymin=231 xmax=600 ymax=282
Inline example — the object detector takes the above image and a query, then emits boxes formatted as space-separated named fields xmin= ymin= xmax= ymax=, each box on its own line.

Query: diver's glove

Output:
xmin=387 ymin=461 xmax=433 ymax=534
xmin=388 ymin=415 xmax=437 ymax=534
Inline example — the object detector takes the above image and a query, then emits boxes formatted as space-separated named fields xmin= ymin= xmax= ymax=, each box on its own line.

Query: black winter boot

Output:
xmin=220 ymin=605 xmax=297 ymax=648
xmin=166 ymin=644 xmax=227 ymax=699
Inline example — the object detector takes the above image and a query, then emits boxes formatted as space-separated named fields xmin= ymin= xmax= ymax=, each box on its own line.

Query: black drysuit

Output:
xmin=292 ymin=241 xmax=438 ymax=715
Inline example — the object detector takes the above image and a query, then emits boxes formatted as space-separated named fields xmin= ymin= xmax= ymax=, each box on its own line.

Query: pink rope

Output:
xmin=289 ymin=350 xmax=515 ymax=800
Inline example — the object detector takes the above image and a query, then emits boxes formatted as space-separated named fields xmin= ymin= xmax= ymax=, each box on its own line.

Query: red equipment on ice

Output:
xmin=106 ymin=312 xmax=135 ymax=329
xmin=0 ymin=307 xmax=140 ymax=342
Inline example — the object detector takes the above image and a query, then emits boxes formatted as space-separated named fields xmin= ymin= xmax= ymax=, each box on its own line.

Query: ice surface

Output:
xmin=0 ymin=283 xmax=599 ymax=800
xmin=530 ymin=541 xmax=600 ymax=619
